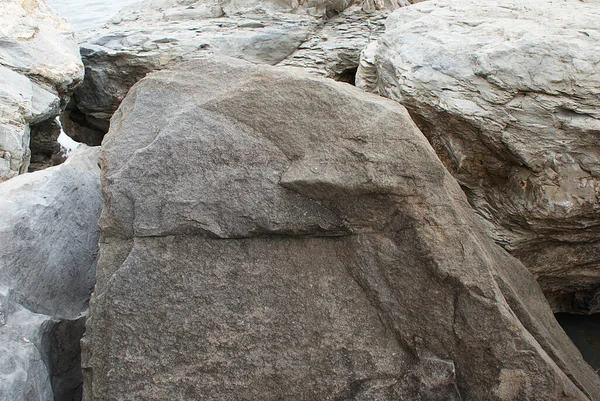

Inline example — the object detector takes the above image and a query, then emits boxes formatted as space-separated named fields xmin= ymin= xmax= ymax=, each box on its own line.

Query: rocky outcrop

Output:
xmin=0 ymin=146 xmax=102 ymax=401
xmin=0 ymin=0 xmax=84 ymax=181
xmin=83 ymin=56 xmax=600 ymax=401
xmin=65 ymin=0 xmax=404 ymax=144
xmin=357 ymin=0 xmax=600 ymax=314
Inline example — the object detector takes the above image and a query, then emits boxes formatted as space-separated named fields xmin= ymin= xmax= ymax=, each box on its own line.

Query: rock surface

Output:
xmin=65 ymin=0 xmax=402 ymax=143
xmin=0 ymin=285 xmax=53 ymax=401
xmin=357 ymin=0 xmax=600 ymax=313
xmin=0 ymin=0 xmax=84 ymax=181
xmin=0 ymin=146 xmax=102 ymax=318
xmin=83 ymin=56 xmax=600 ymax=401
xmin=0 ymin=146 xmax=101 ymax=400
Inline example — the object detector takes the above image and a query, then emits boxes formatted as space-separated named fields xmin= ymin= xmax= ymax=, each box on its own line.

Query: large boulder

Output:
xmin=0 ymin=146 xmax=102 ymax=400
xmin=0 ymin=0 xmax=84 ymax=181
xmin=64 ymin=0 xmax=405 ymax=144
xmin=0 ymin=146 xmax=102 ymax=318
xmin=83 ymin=56 xmax=600 ymax=401
xmin=357 ymin=0 xmax=600 ymax=313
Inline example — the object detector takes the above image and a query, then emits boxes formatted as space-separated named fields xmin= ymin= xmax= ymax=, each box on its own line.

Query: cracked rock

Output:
xmin=83 ymin=56 xmax=600 ymax=401
xmin=357 ymin=0 xmax=600 ymax=313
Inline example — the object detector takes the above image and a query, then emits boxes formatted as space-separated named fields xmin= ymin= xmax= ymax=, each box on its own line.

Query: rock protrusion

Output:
xmin=357 ymin=0 xmax=600 ymax=313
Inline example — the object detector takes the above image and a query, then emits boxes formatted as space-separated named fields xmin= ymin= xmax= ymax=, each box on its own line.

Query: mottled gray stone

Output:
xmin=83 ymin=56 xmax=600 ymax=401
xmin=0 ymin=146 xmax=102 ymax=318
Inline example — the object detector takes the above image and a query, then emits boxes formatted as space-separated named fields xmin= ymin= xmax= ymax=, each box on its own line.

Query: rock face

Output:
xmin=65 ymin=0 xmax=403 ymax=144
xmin=0 ymin=0 xmax=84 ymax=181
xmin=83 ymin=56 xmax=600 ymax=400
xmin=357 ymin=0 xmax=600 ymax=314
xmin=0 ymin=147 xmax=102 ymax=400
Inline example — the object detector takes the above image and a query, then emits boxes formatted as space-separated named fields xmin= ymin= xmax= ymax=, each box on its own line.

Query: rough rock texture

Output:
xmin=357 ymin=0 xmax=600 ymax=314
xmin=65 ymin=0 xmax=403 ymax=143
xmin=0 ymin=146 xmax=102 ymax=318
xmin=0 ymin=0 xmax=84 ymax=181
xmin=83 ymin=56 xmax=600 ymax=401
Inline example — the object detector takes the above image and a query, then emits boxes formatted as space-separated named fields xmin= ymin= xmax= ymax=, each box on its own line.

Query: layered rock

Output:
xmin=357 ymin=0 xmax=600 ymax=314
xmin=0 ymin=0 xmax=84 ymax=181
xmin=65 ymin=0 xmax=404 ymax=144
xmin=83 ymin=56 xmax=600 ymax=401
xmin=0 ymin=146 xmax=102 ymax=400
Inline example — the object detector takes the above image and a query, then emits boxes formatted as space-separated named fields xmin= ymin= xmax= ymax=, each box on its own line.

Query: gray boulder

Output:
xmin=65 ymin=0 xmax=409 ymax=144
xmin=357 ymin=0 xmax=600 ymax=313
xmin=0 ymin=0 xmax=84 ymax=181
xmin=0 ymin=146 xmax=101 ymax=400
xmin=83 ymin=56 xmax=600 ymax=400
xmin=0 ymin=146 xmax=102 ymax=318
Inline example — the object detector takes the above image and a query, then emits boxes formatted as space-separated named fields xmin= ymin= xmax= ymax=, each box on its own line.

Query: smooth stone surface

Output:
xmin=0 ymin=146 xmax=102 ymax=318
xmin=83 ymin=56 xmax=600 ymax=401
xmin=357 ymin=0 xmax=600 ymax=313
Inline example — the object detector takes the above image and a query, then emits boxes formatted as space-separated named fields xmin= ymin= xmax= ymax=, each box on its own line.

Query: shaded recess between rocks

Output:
xmin=83 ymin=56 xmax=600 ymax=401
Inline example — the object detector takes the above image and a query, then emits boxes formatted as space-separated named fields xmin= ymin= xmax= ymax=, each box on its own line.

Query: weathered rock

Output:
xmin=0 ymin=285 xmax=53 ymax=401
xmin=0 ymin=0 xmax=84 ymax=180
xmin=357 ymin=0 xmax=600 ymax=313
xmin=66 ymin=0 xmax=407 ymax=143
xmin=28 ymin=118 xmax=63 ymax=172
xmin=0 ymin=146 xmax=102 ymax=318
xmin=83 ymin=56 xmax=600 ymax=401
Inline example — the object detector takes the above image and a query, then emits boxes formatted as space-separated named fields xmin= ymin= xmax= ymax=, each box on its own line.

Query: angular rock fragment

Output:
xmin=84 ymin=56 xmax=600 ymax=401
xmin=357 ymin=0 xmax=600 ymax=313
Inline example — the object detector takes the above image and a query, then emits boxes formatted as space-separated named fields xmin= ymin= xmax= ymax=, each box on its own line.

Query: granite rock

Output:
xmin=83 ymin=56 xmax=600 ymax=401
xmin=357 ymin=0 xmax=600 ymax=313
xmin=0 ymin=146 xmax=102 ymax=318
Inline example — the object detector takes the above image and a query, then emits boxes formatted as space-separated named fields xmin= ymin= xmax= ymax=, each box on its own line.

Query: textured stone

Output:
xmin=357 ymin=0 xmax=600 ymax=313
xmin=0 ymin=146 xmax=102 ymax=318
xmin=83 ymin=56 xmax=600 ymax=401
xmin=0 ymin=0 xmax=84 ymax=180
xmin=65 ymin=0 xmax=406 ymax=142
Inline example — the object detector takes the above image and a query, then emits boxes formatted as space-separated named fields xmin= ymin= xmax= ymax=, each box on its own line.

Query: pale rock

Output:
xmin=357 ymin=0 xmax=600 ymax=313
xmin=0 ymin=285 xmax=53 ymax=401
xmin=0 ymin=0 xmax=84 ymax=181
xmin=66 ymin=0 xmax=406 ymax=143
xmin=0 ymin=146 xmax=102 ymax=318
xmin=83 ymin=56 xmax=600 ymax=401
